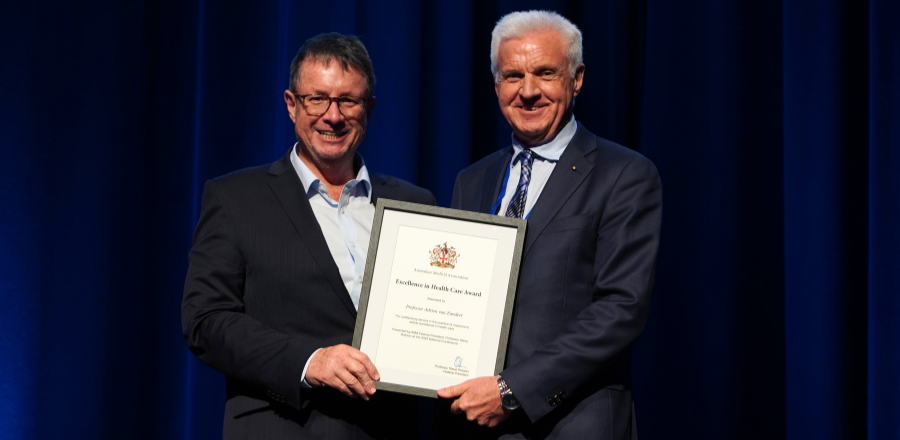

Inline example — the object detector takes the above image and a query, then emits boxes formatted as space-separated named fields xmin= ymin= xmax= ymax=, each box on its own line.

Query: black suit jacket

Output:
xmin=439 ymin=125 xmax=661 ymax=439
xmin=182 ymin=149 xmax=436 ymax=439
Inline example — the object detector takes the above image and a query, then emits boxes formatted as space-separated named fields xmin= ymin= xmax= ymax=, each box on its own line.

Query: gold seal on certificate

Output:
xmin=352 ymin=199 xmax=526 ymax=398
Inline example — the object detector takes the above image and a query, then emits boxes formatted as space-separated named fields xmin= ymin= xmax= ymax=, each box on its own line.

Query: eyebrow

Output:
xmin=301 ymin=89 xmax=361 ymax=97
xmin=532 ymin=65 xmax=560 ymax=73
xmin=500 ymin=64 xmax=560 ymax=76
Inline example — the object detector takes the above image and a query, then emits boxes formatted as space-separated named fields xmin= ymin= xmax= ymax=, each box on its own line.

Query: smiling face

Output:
xmin=284 ymin=58 xmax=375 ymax=173
xmin=494 ymin=29 xmax=584 ymax=146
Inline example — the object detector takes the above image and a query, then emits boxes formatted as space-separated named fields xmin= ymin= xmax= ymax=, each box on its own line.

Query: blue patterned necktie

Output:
xmin=505 ymin=149 xmax=534 ymax=218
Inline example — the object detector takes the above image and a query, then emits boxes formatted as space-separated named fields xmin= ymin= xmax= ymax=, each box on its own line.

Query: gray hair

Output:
xmin=490 ymin=10 xmax=583 ymax=82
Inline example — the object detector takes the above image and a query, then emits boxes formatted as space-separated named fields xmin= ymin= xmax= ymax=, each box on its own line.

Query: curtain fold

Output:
xmin=783 ymin=0 xmax=870 ymax=438
xmin=867 ymin=1 xmax=900 ymax=439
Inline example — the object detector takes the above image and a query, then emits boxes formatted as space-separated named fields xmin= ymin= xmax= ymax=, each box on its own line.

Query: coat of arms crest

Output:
xmin=429 ymin=242 xmax=459 ymax=269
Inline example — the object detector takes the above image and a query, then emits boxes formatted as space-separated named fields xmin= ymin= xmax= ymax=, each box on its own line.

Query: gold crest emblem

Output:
xmin=429 ymin=242 xmax=459 ymax=269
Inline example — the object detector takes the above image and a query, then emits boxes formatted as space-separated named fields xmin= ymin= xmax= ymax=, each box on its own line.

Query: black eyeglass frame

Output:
xmin=289 ymin=91 xmax=372 ymax=118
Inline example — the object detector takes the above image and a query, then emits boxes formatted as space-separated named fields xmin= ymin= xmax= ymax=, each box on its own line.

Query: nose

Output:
xmin=520 ymin=74 xmax=541 ymax=100
xmin=321 ymin=98 xmax=344 ymax=124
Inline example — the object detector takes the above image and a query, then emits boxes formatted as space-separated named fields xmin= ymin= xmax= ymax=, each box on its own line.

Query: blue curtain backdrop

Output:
xmin=1 ymin=0 xmax=897 ymax=439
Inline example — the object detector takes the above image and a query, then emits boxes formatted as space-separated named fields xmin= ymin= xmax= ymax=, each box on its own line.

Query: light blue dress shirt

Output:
xmin=497 ymin=115 xmax=578 ymax=218
xmin=289 ymin=145 xmax=375 ymax=386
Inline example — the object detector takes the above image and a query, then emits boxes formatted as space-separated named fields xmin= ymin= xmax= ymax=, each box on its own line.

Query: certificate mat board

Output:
xmin=352 ymin=199 xmax=526 ymax=398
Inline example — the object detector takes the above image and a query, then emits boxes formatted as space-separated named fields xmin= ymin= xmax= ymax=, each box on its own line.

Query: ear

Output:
xmin=572 ymin=64 xmax=585 ymax=97
xmin=284 ymin=90 xmax=298 ymax=123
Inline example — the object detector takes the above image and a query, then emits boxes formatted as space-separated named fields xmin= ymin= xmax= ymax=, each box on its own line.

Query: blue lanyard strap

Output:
xmin=490 ymin=158 xmax=512 ymax=215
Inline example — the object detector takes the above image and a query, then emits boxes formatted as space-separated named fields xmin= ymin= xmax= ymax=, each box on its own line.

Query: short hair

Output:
xmin=288 ymin=33 xmax=376 ymax=98
xmin=490 ymin=10 xmax=583 ymax=82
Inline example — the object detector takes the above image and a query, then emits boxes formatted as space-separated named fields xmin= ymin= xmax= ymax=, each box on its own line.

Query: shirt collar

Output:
xmin=289 ymin=143 xmax=372 ymax=201
xmin=510 ymin=114 xmax=578 ymax=162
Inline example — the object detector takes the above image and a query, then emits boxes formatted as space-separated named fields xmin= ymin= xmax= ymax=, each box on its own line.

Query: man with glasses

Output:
xmin=182 ymin=33 xmax=434 ymax=439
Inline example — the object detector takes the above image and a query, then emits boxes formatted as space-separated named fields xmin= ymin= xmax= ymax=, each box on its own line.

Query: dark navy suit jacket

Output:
xmin=182 ymin=149 xmax=435 ymax=439
xmin=439 ymin=125 xmax=662 ymax=439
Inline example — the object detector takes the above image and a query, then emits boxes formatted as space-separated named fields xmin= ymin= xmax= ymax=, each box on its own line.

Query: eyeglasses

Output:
xmin=290 ymin=92 xmax=370 ymax=118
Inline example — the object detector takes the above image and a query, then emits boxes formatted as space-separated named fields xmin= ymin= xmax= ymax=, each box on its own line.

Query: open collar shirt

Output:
xmin=289 ymin=145 xmax=374 ymax=310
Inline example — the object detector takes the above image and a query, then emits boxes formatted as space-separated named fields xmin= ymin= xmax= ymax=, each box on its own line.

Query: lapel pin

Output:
xmin=572 ymin=166 xmax=576 ymax=171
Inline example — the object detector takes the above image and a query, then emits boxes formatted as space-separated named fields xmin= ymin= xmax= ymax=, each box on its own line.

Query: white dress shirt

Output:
xmin=289 ymin=145 xmax=375 ymax=386
xmin=497 ymin=115 xmax=578 ymax=218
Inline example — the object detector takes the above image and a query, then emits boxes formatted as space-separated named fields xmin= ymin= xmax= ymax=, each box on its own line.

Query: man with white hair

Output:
xmin=436 ymin=10 xmax=662 ymax=439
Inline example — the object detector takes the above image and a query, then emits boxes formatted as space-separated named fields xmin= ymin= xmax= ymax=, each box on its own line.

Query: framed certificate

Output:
xmin=352 ymin=199 xmax=527 ymax=398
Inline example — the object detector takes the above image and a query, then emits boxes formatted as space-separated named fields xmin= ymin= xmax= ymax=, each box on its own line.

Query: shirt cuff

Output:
xmin=300 ymin=348 xmax=323 ymax=388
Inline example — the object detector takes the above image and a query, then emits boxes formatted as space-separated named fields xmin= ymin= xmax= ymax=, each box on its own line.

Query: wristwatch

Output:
xmin=497 ymin=375 xmax=520 ymax=410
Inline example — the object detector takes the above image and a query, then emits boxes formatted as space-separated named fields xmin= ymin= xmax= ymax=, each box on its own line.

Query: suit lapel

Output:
xmin=480 ymin=148 xmax=514 ymax=214
xmin=522 ymin=126 xmax=596 ymax=257
xmin=369 ymin=173 xmax=388 ymax=204
xmin=266 ymin=151 xmax=357 ymax=318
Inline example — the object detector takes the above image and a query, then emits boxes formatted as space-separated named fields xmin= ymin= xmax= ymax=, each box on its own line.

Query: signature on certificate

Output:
xmin=454 ymin=356 xmax=464 ymax=368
